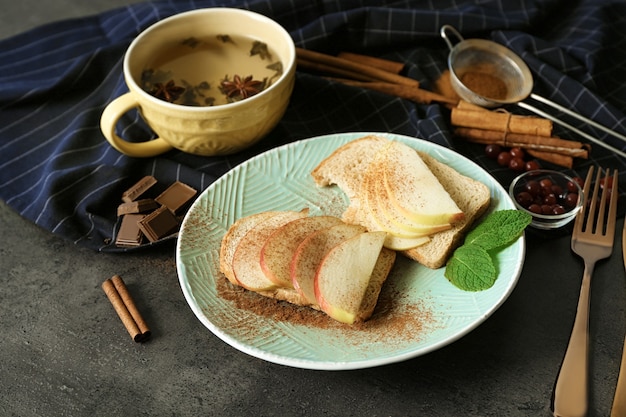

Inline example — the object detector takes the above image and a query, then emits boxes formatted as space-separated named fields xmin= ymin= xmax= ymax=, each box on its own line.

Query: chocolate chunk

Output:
xmin=122 ymin=176 xmax=158 ymax=203
xmin=155 ymin=181 xmax=197 ymax=215
xmin=117 ymin=199 xmax=160 ymax=217
xmin=115 ymin=214 xmax=147 ymax=247
xmin=137 ymin=206 xmax=179 ymax=242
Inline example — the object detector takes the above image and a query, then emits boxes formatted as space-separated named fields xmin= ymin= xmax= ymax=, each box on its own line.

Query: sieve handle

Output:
xmin=518 ymin=100 xmax=626 ymax=159
xmin=440 ymin=25 xmax=465 ymax=51
xmin=530 ymin=93 xmax=626 ymax=145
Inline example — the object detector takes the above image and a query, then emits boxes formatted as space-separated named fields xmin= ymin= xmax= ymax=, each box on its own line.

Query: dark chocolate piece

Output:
xmin=137 ymin=206 xmax=179 ymax=242
xmin=115 ymin=214 xmax=147 ymax=247
xmin=116 ymin=199 xmax=160 ymax=217
xmin=122 ymin=176 xmax=158 ymax=203
xmin=155 ymin=181 xmax=197 ymax=215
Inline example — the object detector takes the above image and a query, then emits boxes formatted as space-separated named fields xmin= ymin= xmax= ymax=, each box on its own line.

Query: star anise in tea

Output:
xmin=149 ymin=80 xmax=186 ymax=103
xmin=220 ymin=75 xmax=264 ymax=101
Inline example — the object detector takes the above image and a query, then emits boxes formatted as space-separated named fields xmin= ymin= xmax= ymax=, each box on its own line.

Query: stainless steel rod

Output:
xmin=517 ymin=101 xmax=626 ymax=159
xmin=530 ymin=93 xmax=626 ymax=144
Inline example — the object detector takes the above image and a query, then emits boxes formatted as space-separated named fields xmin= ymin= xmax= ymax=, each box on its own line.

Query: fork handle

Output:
xmin=552 ymin=264 xmax=593 ymax=417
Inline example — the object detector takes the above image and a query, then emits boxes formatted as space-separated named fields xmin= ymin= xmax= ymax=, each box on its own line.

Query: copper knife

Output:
xmin=610 ymin=219 xmax=626 ymax=417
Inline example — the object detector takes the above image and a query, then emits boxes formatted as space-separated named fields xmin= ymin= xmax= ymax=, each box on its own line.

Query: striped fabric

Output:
xmin=1 ymin=0 xmax=625 ymax=251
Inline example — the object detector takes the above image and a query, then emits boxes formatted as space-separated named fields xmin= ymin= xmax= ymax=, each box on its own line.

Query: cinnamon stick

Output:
xmin=525 ymin=149 xmax=574 ymax=168
xmin=337 ymin=51 xmax=405 ymax=74
xmin=296 ymin=47 xmax=419 ymax=87
xmin=451 ymin=107 xmax=553 ymax=137
xmin=102 ymin=275 xmax=151 ymax=342
xmin=453 ymin=127 xmax=589 ymax=158
xmin=455 ymin=100 xmax=485 ymax=112
xmin=296 ymin=58 xmax=377 ymax=82
xmin=328 ymin=77 xmax=459 ymax=106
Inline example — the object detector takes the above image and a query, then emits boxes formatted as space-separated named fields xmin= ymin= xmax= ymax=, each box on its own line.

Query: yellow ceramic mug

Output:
xmin=100 ymin=8 xmax=296 ymax=157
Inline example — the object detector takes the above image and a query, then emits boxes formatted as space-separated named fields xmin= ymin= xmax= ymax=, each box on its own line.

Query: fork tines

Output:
xmin=576 ymin=166 xmax=619 ymax=237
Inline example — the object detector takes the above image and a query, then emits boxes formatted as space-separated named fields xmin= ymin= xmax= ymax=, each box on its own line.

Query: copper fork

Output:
xmin=552 ymin=166 xmax=619 ymax=417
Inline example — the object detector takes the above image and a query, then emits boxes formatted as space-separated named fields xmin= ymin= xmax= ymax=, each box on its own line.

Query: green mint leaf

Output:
xmin=444 ymin=245 xmax=497 ymax=291
xmin=464 ymin=209 xmax=531 ymax=252
xmin=444 ymin=209 xmax=531 ymax=292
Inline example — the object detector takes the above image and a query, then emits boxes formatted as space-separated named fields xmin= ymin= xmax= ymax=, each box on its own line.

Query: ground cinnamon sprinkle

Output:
xmin=215 ymin=270 xmax=436 ymax=344
xmin=190 ymin=180 xmax=437 ymax=348
xmin=217 ymin=276 xmax=337 ymax=328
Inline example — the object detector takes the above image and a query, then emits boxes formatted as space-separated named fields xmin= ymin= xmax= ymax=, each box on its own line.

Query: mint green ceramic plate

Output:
xmin=176 ymin=132 xmax=524 ymax=370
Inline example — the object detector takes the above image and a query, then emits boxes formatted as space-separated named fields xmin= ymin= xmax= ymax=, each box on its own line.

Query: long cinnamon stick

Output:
xmin=102 ymin=275 xmax=151 ymax=342
xmin=453 ymin=127 xmax=589 ymax=158
xmin=296 ymin=58 xmax=377 ymax=82
xmin=451 ymin=107 xmax=553 ymax=136
xmin=296 ymin=47 xmax=419 ymax=87
xmin=337 ymin=51 xmax=405 ymax=74
xmin=329 ymin=77 xmax=459 ymax=106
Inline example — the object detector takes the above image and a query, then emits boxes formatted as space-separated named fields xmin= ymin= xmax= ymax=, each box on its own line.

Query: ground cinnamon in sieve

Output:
xmin=460 ymin=70 xmax=508 ymax=100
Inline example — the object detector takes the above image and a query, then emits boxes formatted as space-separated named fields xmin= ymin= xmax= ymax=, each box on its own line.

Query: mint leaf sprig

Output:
xmin=444 ymin=209 xmax=531 ymax=291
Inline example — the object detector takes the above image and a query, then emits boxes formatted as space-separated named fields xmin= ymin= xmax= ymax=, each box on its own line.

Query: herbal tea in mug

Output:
xmin=101 ymin=8 xmax=296 ymax=157
xmin=140 ymin=34 xmax=283 ymax=106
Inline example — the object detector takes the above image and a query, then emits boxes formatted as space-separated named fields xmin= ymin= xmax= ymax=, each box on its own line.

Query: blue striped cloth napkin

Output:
xmin=1 ymin=0 xmax=625 ymax=251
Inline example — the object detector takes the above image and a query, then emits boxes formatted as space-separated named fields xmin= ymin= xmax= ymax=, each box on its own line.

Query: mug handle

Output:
xmin=100 ymin=93 xmax=174 ymax=157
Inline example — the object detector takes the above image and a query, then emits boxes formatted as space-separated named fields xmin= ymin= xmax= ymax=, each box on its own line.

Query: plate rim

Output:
xmin=176 ymin=132 xmax=525 ymax=370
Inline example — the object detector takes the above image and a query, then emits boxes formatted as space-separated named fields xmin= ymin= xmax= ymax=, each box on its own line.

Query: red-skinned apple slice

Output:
xmin=290 ymin=223 xmax=366 ymax=305
xmin=260 ymin=216 xmax=343 ymax=287
xmin=314 ymin=231 xmax=386 ymax=324
xmin=220 ymin=211 xmax=280 ymax=285
xmin=232 ymin=210 xmax=308 ymax=291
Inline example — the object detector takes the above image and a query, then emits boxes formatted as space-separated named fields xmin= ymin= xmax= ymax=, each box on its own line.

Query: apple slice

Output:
xmin=314 ymin=231 xmax=387 ymax=324
xmin=220 ymin=211 xmax=280 ymax=285
xmin=383 ymin=234 xmax=429 ymax=251
xmin=375 ymin=178 xmax=451 ymax=235
xmin=382 ymin=141 xmax=464 ymax=225
xmin=360 ymin=151 xmax=422 ymax=238
xmin=232 ymin=210 xmax=308 ymax=291
xmin=370 ymin=149 xmax=451 ymax=234
xmin=290 ymin=223 xmax=366 ymax=305
xmin=360 ymin=148 xmax=450 ymax=239
xmin=260 ymin=216 xmax=343 ymax=287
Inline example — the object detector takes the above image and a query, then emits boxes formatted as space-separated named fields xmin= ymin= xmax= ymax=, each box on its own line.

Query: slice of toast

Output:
xmin=311 ymin=135 xmax=491 ymax=269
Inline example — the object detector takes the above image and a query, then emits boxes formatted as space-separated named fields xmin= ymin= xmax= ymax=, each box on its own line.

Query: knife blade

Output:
xmin=610 ymin=219 xmax=626 ymax=417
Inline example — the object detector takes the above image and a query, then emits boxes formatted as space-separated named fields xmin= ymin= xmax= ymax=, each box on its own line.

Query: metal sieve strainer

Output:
xmin=441 ymin=25 xmax=626 ymax=159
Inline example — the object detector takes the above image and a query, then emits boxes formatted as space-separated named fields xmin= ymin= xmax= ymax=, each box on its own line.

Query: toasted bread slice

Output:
xmin=311 ymin=135 xmax=388 ymax=199
xmin=311 ymin=135 xmax=491 ymax=269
